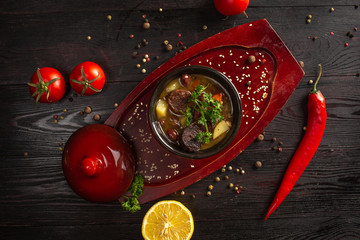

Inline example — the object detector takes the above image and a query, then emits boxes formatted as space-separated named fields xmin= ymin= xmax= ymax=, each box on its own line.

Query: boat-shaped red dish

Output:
xmin=105 ymin=19 xmax=304 ymax=204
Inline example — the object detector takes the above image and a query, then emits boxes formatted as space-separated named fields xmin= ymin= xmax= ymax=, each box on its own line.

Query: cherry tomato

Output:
xmin=214 ymin=0 xmax=249 ymax=16
xmin=28 ymin=67 xmax=66 ymax=103
xmin=70 ymin=61 xmax=105 ymax=96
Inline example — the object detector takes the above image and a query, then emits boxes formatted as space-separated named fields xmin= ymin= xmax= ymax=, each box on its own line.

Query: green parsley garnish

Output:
xmin=121 ymin=174 xmax=144 ymax=213
xmin=185 ymin=84 xmax=224 ymax=144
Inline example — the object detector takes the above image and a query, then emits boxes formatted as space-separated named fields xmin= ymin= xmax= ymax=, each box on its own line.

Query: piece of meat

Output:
xmin=180 ymin=123 xmax=202 ymax=152
xmin=167 ymin=89 xmax=191 ymax=114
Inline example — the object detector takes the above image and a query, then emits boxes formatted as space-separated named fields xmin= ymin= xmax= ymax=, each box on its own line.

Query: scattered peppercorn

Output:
xmin=303 ymin=126 xmax=307 ymax=131
xmin=330 ymin=32 xmax=334 ymax=35
xmin=54 ymin=119 xmax=58 ymax=124
xmin=272 ymin=137 xmax=277 ymax=142
xmin=107 ymin=15 xmax=112 ymax=21
xmin=58 ymin=147 xmax=63 ymax=152
xmin=255 ymin=161 xmax=262 ymax=168
xmin=24 ymin=152 xmax=28 ymax=156
xmin=206 ymin=191 xmax=212 ymax=196
xmin=208 ymin=185 xmax=214 ymax=190
xmin=155 ymin=56 xmax=160 ymax=60
xmin=215 ymin=176 xmax=220 ymax=182
xmin=257 ymin=134 xmax=264 ymax=141
xmin=248 ymin=55 xmax=256 ymax=63
xmin=278 ymin=147 xmax=283 ymax=152
xmin=84 ymin=106 xmax=92 ymax=114
xmin=129 ymin=34 xmax=134 ymax=39
xmin=192 ymin=194 xmax=196 ymax=199
xmin=224 ymin=175 xmax=229 ymax=180
xmin=272 ymin=146 xmax=278 ymax=150
xmin=354 ymin=27 xmax=358 ymax=31
xmin=165 ymin=44 xmax=173 ymax=51
xmin=142 ymin=22 xmax=150 ymax=29
xmin=63 ymin=109 xmax=67 ymax=113
xmin=93 ymin=114 xmax=101 ymax=121
xmin=313 ymin=36 xmax=318 ymax=41
xmin=132 ymin=51 xmax=137 ymax=58
xmin=53 ymin=115 xmax=58 ymax=120
xmin=308 ymin=79 xmax=314 ymax=85
xmin=59 ymin=116 xmax=64 ymax=120
xmin=344 ymin=42 xmax=349 ymax=47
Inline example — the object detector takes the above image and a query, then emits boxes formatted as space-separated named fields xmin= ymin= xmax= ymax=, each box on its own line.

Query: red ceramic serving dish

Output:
xmin=104 ymin=19 xmax=304 ymax=204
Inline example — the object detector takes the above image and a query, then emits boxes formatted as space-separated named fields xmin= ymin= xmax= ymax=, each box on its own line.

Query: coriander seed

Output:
xmin=208 ymin=185 xmax=214 ymax=190
xmin=206 ymin=191 xmax=211 ymax=196
xmin=236 ymin=168 xmax=240 ymax=173
xmin=229 ymin=183 xmax=234 ymax=188
xmin=308 ymin=79 xmax=314 ymax=85
xmin=221 ymin=167 xmax=226 ymax=173
xmin=87 ymin=35 xmax=91 ymax=40
xmin=248 ymin=55 xmax=256 ymax=63
xmin=84 ymin=106 xmax=92 ymax=114
xmin=93 ymin=114 xmax=101 ymax=121
xmin=215 ymin=177 xmax=220 ymax=182
xmin=241 ymin=169 xmax=245 ymax=175
xmin=202 ymin=25 xmax=208 ymax=30
xmin=180 ymin=190 xmax=185 ymax=195
xmin=255 ymin=161 xmax=262 ymax=168
xmin=165 ymin=43 xmax=173 ymax=51
xmin=142 ymin=22 xmax=150 ymax=29
xmin=107 ymin=15 xmax=112 ymax=21
xmin=224 ymin=175 xmax=229 ymax=180
xmin=330 ymin=7 xmax=334 ymax=12
xmin=257 ymin=134 xmax=264 ymax=141
xmin=141 ymin=69 xmax=147 ymax=74
xmin=228 ymin=166 xmax=233 ymax=171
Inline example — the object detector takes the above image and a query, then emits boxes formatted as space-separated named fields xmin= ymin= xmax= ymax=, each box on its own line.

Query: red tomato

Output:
xmin=28 ymin=67 xmax=66 ymax=103
xmin=214 ymin=0 xmax=249 ymax=16
xmin=70 ymin=61 xmax=105 ymax=96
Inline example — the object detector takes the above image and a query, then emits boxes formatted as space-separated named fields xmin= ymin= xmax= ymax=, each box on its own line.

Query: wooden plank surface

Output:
xmin=1 ymin=0 xmax=360 ymax=239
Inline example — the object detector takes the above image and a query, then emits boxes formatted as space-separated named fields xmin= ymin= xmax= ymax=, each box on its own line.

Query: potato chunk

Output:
xmin=213 ymin=120 xmax=230 ymax=139
xmin=156 ymin=99 xmax=168 ymax=119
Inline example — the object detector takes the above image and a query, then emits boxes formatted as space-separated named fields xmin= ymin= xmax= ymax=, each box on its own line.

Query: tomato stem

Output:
xmin=243 ymin=11 xmax=248 ymax=18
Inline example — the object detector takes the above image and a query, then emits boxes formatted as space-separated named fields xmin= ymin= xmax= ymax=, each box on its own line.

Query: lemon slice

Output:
xmin=141 ymin=200 xmax=194 ymax=240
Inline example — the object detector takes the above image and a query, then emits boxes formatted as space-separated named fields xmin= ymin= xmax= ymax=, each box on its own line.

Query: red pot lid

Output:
xmin=62 ymin=124 xmax=135 ymax=203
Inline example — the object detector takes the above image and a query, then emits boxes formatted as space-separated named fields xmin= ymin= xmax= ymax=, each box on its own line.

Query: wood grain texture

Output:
xmin=1 ymin=0 xmax=360 ymax=239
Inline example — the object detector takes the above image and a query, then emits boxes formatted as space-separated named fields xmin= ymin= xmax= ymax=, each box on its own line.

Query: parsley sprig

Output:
xmin=121 ymin=174 xmax=144 ymax=213
xmin=185 ymin=85 xmax=224 ymax=144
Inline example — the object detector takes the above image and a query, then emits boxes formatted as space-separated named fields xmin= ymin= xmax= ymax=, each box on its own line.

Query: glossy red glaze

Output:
xmin=105 ymin=19 xmax=304 ymax=204
xmin=62 ymin=124 xmax=135 ymax=203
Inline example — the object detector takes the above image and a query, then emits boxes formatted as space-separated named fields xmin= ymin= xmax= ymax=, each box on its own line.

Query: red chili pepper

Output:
xmin=265 ymin=64 xmax=327 ymax=220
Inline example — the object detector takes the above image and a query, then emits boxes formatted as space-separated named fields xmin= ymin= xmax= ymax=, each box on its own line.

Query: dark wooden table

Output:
xmin=1 ymin=1 xmax=360 ymax=239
